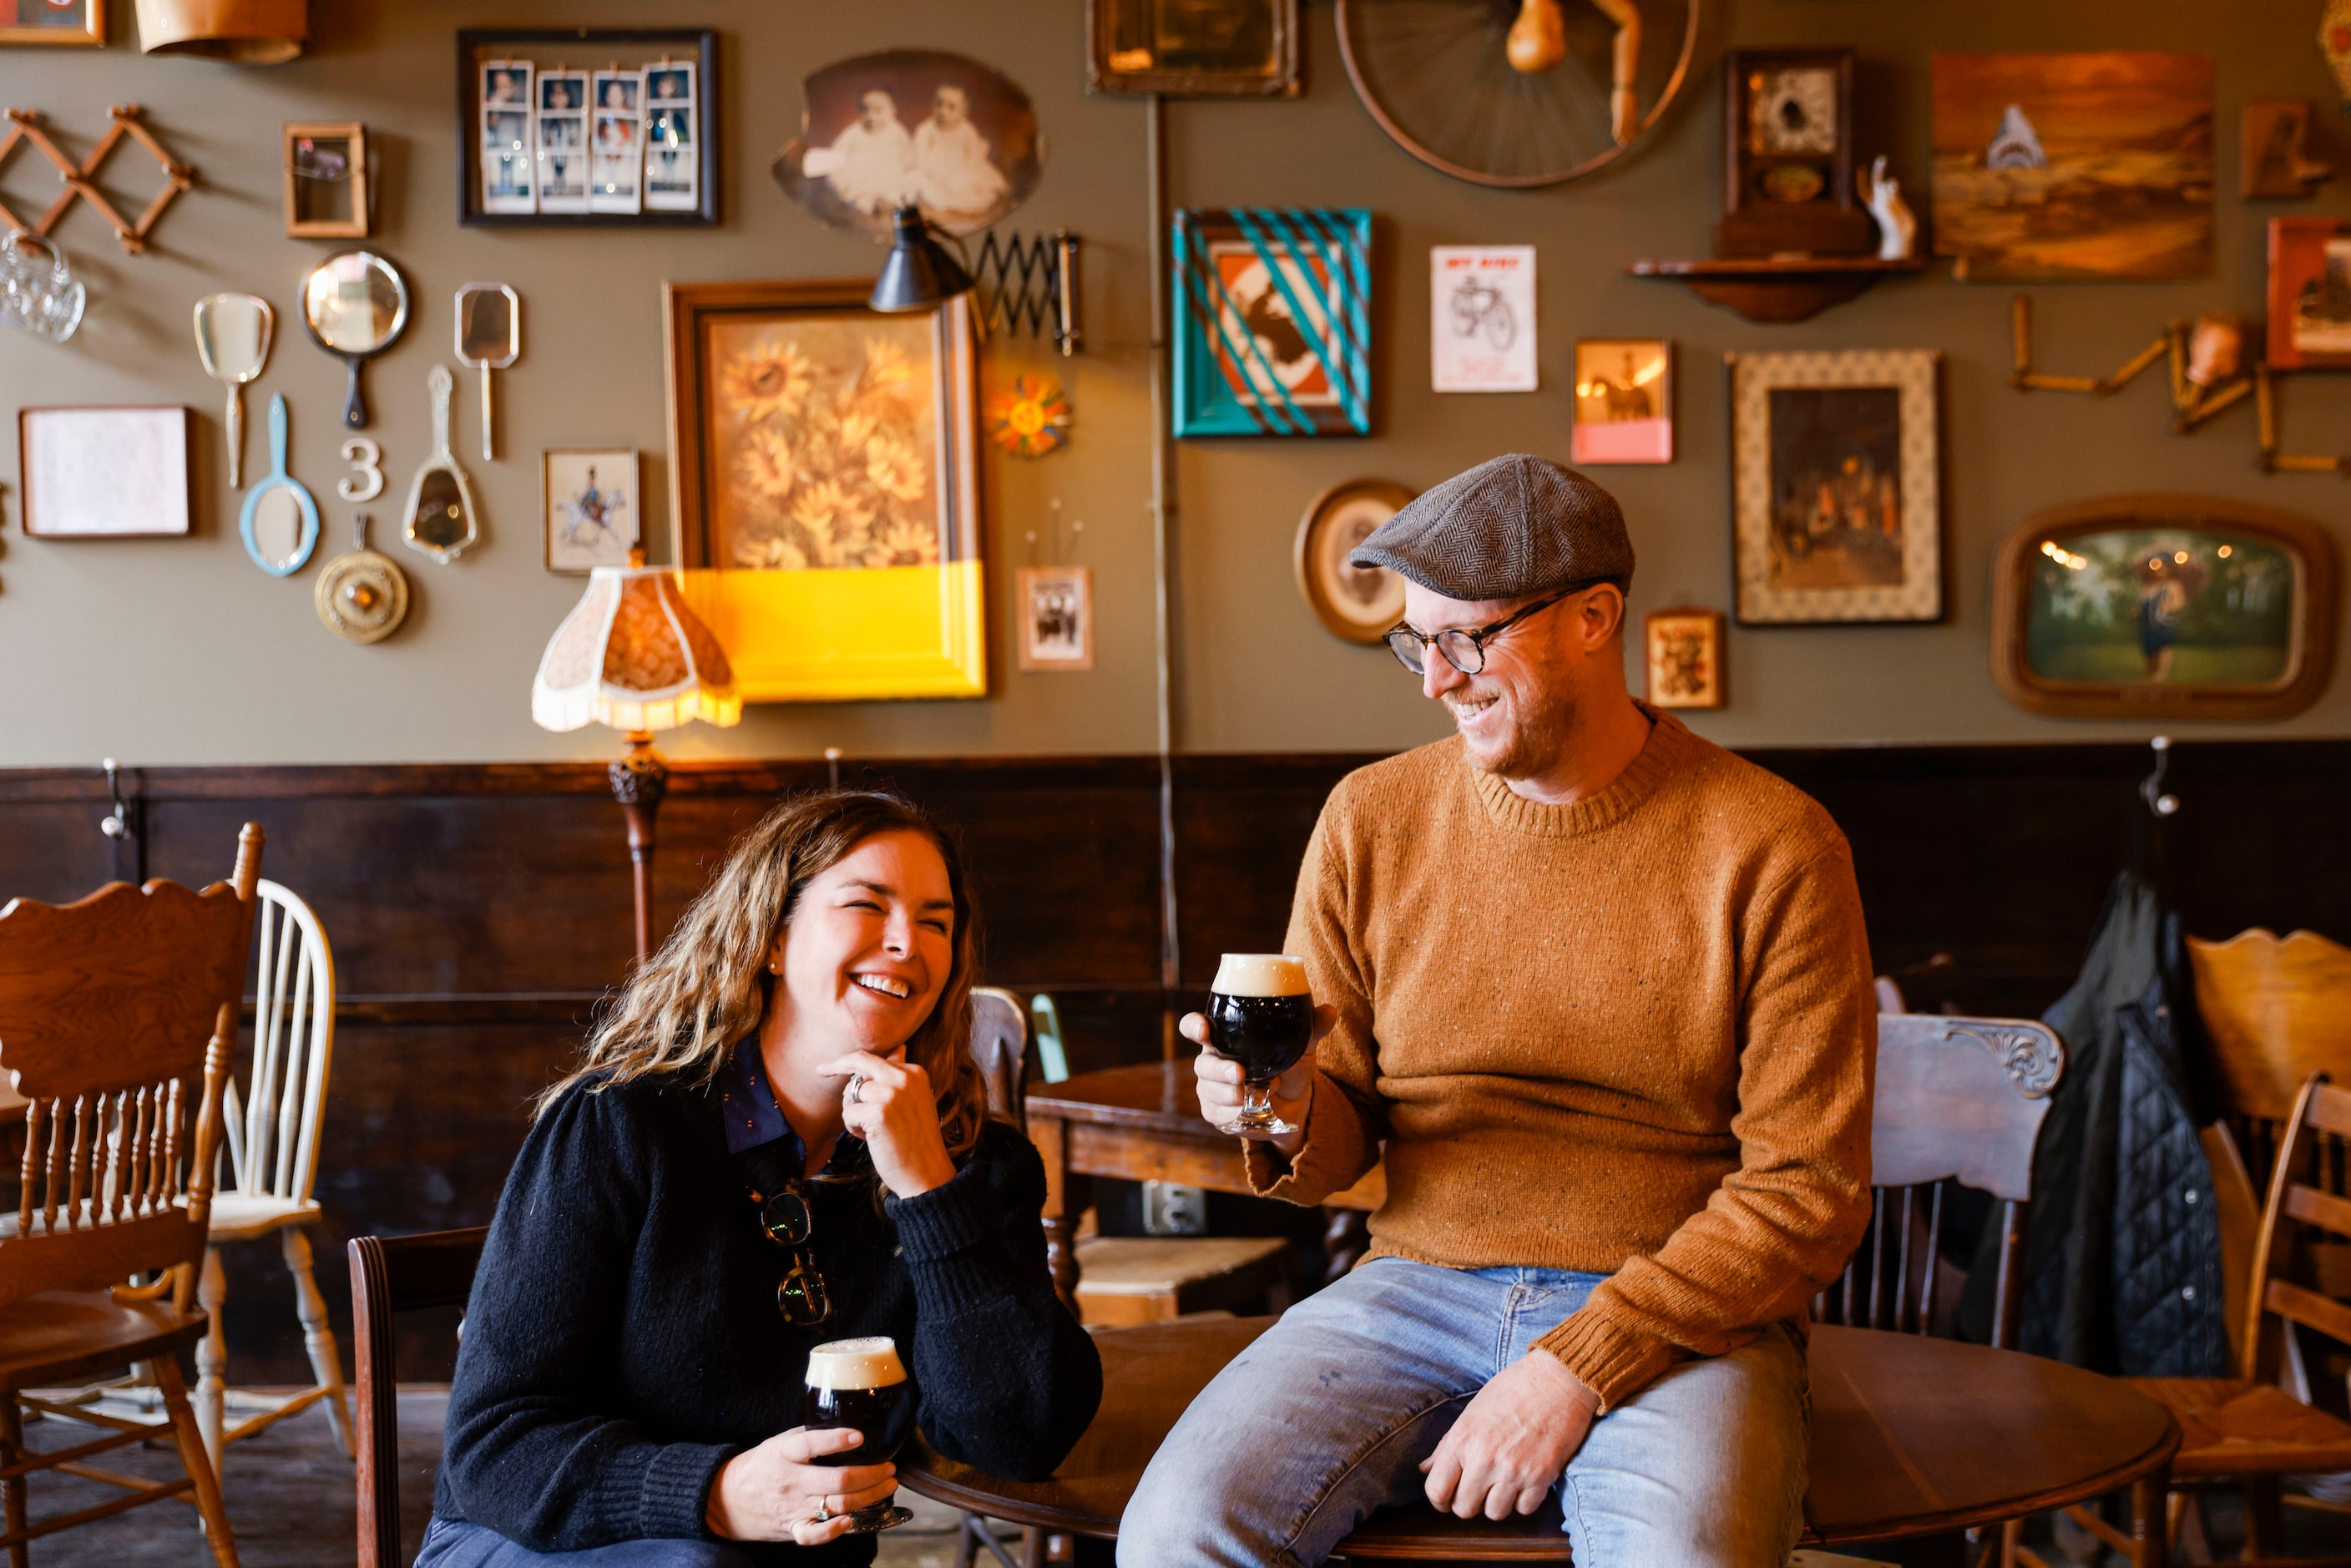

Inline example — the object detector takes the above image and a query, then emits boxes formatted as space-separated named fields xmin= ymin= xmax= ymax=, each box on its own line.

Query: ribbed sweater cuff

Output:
xmin=1242 ymin=1075 xmax=1364 ymax=1204
xmin=1531 ymin=1309 xmax=1676 ymax=1413
xmin=629 ymin=1440 xmax=736 ymax=1540
xmin=886 ymin=1158 xmax=1006 ymax=1309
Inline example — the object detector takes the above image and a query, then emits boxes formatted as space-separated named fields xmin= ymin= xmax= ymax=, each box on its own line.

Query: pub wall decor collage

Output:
xmin=3 ymin=0 xmax=2342 ymax=722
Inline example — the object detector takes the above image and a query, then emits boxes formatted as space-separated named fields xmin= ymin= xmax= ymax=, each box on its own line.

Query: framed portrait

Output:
xmin=1174 ymin=208 xmax=1373 ymax=438
xmin=1087 ymin=0 xmax=1299 ymax=96
xmin=1294 ymin=478 xmax=1412 ymax=644
xmin=664 ymin=278 xmax=984 ymax=703
xmin=283 ymin=123 xmax=369 ymax=239
xmin=18 ymin=407 xmax=192 ymax=539
xmin=2266 ymin=218 xmax=2351 ymax=372
xmin=1645 ymin=609 xmax=1726 ymax=710
xmin=1728 ymin=348 xmax=1942 ymax=626
xmin=1016 ymin=566 xmax=1095 ymax=671
xmin=1991 ymin=493 xmax=2339 ymax=721
xmin=1430 ymin=246 xmax=1535 ymax=393
xmin=1573 ymin=339 xmax=1672 ymax=465
xmin=543 ymin=448 xmax=640 ymax=574
xmin=0 ymin=0 xmax=103 ymax=44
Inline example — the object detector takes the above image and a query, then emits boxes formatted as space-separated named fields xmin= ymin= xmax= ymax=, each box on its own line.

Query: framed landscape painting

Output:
xmin=1173 ymin=208 xmax=1372 ymax=437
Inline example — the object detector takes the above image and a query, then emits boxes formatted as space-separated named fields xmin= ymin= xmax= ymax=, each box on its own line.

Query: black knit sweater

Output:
xmin=432 ymin=1071 xmax=1102 ymax=1565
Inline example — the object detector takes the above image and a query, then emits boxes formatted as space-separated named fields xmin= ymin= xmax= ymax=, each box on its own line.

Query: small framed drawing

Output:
xmin=0 ymin=0 xmax=103 ymax=44
xmin=543 ymin=448 xmax=640 ymax=574
xmin=2266 ymin=218 xmax=2351 ymax=372
xmin=1728 ymin=348 xmax=1941 ymax=626
xmin=1645 ymin=609 xmax=1726 ymax=710
xmin=284 ymin=123 xmax=369 ymax=239
xmin=1087 ymin=0 xmax=1299 ymax=97
xmin=1430 ymin=246 xmax=1535 ymax=392
xmin=1017 ymin=566 xmax=1095 ymax=671
xmin=1990 ymin=493 xmax=2339 ymax=721
xmin=1574 ymin=339 xmax=1672 ymax=464
xmin=1294 ymin=478 xmax=1413 ymax=644
xmin=18 ymin=407 xmax=192 ymax=539
xmin=1173 ymin=208 xmax=1372 ymax=438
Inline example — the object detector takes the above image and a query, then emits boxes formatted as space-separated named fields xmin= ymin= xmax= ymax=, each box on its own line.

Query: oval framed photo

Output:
xmin=1294 ymin=478 xmax=1414 ymax=645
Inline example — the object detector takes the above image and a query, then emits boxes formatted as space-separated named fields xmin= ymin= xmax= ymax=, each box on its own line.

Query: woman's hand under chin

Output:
xmin=822 ymin=1050 xmax=958 ymax=1198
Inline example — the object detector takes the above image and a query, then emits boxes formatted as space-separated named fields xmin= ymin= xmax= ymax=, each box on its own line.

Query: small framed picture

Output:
xmin=0 ymin=0 xmax=103 ymax=44
xmin=283 ymin=123 xmax=369 ymax=238
xmin=1173 ymin=207 xmax=1373 ymax=438
xmin=1087 ymin=0 xmax=1299 ymax=96
xmin=543 ymin=448 xmax=640 ymax=574
xmin=1645 ymin=609 xmax=1727 ymax=710
xmin=1017 ymin=566 xmax=1095 ymax=671
xmin=1430 ymin=247 xmax=1536 ymax=392
xmin=1294 ymin=478 xmax=1413 ymax=644
xmin=1573 ymin=339 xmax=1672 ymax=465
xmin=2267 ymin=218 xmax=2351 ymax=372
xmin=18 ymin=407 xmax=193 ymax=539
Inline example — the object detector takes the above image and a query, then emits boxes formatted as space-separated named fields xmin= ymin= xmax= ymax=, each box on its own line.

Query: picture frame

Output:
xmin=283 ymin=122 xmax=369 ymax=239
xmin=2266 ymin=218 xmax=2351 ymax=372
xmin=1016 ymin=566 xmax=1095 ymax=671
xmin=0 ymin=0 xmax=103 ymax=45
xmin=1293 ymin=477 xmax=1412 ymax=644
xmin=1728 ymin=348 xmax=1942 ymax=626
xmin=1990 ymin=493 xmax=2339 ymax=721
xmin=663 ymin=278 xmax=985 ymax=703
xmin=18 ymin=407 xmax=192 ymax=539
xmin=1174 ymin=207 xmax=1372 ymax=438
xmin=1430 ymin=246 xmax=1535 ymax=393
xmin=1086 ymin=0 xmax=1299 ymax=98
xmin=542 ymin=448 xmax=640 ymax=574
xmin=456 ymin=28 xmax=717 ymax=227
xmin=1645 ymin=609 xmax=1727 ymax=710
xmin=1574 ymin=338 xmax=1673 ymax=465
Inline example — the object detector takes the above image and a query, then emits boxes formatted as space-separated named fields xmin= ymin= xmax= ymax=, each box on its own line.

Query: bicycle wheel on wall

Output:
xmin=1337 ymin=0 xmax=1701 ymax=189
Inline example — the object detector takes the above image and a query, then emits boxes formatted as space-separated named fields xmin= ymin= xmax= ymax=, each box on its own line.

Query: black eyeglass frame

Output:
xmin=1383 ymin=581 xmax=1607 ymax=676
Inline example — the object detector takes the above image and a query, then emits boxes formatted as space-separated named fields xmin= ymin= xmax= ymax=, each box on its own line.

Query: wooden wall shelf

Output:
xmin=1627 ymin=255 xmax=1930 ymax=323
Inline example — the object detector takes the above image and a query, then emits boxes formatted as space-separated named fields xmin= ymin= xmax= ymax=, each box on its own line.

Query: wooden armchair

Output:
xmin=0 ymin=822 xmax=264 ymax=1568
xmin=349 ymin=1227 xmax=488 ymax=1568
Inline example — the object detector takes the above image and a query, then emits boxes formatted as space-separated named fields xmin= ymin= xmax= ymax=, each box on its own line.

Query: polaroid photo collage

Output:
xmin=480 ymin=58 xmax=699 ymax=217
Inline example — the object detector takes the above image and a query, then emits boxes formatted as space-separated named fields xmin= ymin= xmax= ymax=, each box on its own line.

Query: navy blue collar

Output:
xmin=718 ymin=1035 xmax=803 ymax=1161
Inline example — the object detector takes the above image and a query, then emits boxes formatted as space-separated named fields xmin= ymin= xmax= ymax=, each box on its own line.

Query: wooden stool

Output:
xmin=1073 ymin=1236 xmax=1291 ymax=1328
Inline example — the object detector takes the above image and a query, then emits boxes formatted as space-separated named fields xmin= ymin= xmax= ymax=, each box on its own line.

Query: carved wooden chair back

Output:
xmin=2245 ymin=1072 xmax=2351 ymax=1385
xmin=350 ymin=1227 xmax=488 ymax=1568
xmin=1815 ymin=1013 xmax=2064 ymax=1350
xmin=970 ymin=986 xmax=1029 ymax=1125
xmin=221 ymin=878 xmax=336 ymax=1204
xmin=2190 ymin=928 xmax=2351 ymax=1191
xmin=0 ymin=825 xmax=262 ymax=1312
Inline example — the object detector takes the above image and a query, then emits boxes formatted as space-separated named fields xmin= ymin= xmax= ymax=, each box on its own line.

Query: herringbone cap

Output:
xmin=1350 ymin=454 xmax=1635 ymax=600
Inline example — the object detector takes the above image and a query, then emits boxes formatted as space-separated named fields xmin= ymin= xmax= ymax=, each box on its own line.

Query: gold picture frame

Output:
xmin=1087 ymin=0 xmax=1298 ymax=97
xmin=1294 ymin=477 xmax=1412 ymax=645
xmin=663 ymin=278 xmax=985 ymax=703
xmin=283 ymin=122 xmax=369 ymax=239
xmin=1645 ymin=609 xmax=1726 ymax=710
xmin=0 ymin=0 xmax=104 ymax=45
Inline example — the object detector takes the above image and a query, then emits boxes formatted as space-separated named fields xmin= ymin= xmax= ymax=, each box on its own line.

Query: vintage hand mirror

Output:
xmin=316 ymin=513 xmax=410 ymax=643
xmin=402 ymin=364 xmax=480 ymax=564
xmin=302 ymin=249 xmax=410 ymax=428
xmin=453 ymin=282 xmax=520 ymax=463
xmin=193 ymin=293 xmax=273 ymax=488
xmin=238 ymin=394 xmax=321 ymax=576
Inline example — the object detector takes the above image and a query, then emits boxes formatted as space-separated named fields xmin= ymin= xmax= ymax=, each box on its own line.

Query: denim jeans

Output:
xmin=1118 ymin=1257 xmax=1808 ymax=1568
xmin=414 ymin=1517 xmax=754 ymax=1568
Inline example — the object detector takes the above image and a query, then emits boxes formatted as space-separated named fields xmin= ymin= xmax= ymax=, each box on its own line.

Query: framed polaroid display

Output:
xmin=1086 ymin=0 xmax=1298 ymax=96
xmin=543 ymin=448 xmax=641 ymax=574
xmin=1430 ymin=246 xmax=1535 ymax=393
xmin=0 ymin=0 xmax=103 ymax=44
xmin=1728 ymin=348 xmax=1942 ymax=626
xmin=1016 ymin=566 xmax=1095 ymax=671
xmin=1573 ymin=339 xmax=1672 ymax=464
xmin=1293 ymin=477 xmax=1412 ymax=644
xmin=2267 ymin=218 xmax=2351 ymax=372
xmin=1173 ymin=208 xmax=1373 ymax=438
xmin=457 ymin=29 xmax=718 ymax=227
xmin=1644 ymin=609 xmax=1727 ymax=709
xmin=283 ymin=122 xmax=369 ymax=239
xmin=18 ymin=407 xmax=193 ymax=539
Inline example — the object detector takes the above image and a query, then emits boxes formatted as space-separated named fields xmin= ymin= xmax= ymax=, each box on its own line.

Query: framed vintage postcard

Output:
xmin=0 ymin=0 xmax=103 ymax=44
xmin=1991 ymin=493 xmax=2338 ymax=721
xmin=1430 ymin=247 xmax=1534 ymax=393
xmin=665 ymin=279 xmax=984 ymax=702
xmin=1016 ymin=566 xmax=1095 ymax=671
xmin=2267 ymin=218 xmax=2351 ymax=372
xmin=1294 ymin=477 xmax=1412 ymax=644
xmin=1729 ymin=349 xmax=1942 ymax=625
xmin=1174 ymin=208 xmax=1372 ymax=438
xmin=19 ymin=407 xmax=192 ymax=538
xmin=1645 ymin=609 xmax=1726 ymax=710
xmin=283 ymin=123 xmax=370 ymax=239
xmin=1088 ymin=0 xmax=1298 ymax=96
xmin=1574 ymin=339 xmax=1672 ymax=465
xmin=543 ymin=448 xmax=640 ymax=574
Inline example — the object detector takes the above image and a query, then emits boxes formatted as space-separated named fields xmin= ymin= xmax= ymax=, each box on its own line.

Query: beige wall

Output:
xmin=3 ymin=0 xmax=2346 ymax=767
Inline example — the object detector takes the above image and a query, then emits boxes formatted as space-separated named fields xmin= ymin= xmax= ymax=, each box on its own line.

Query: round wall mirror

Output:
xmin=302 ymin=250 xmax=410 ymax=428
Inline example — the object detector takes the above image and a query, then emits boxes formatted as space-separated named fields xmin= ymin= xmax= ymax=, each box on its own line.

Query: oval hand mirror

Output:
xmin=402 ymin=364 xmax=480 ymax=564
xmin=454 ymin=282 xmax=520 ymax=463
xmin=193 ymin=292 xmax=273 ymax=488
xmin=239 ymin=394 xmax=321 ymax=577
xmin=302 ymin=250 xmax=410 ymax=429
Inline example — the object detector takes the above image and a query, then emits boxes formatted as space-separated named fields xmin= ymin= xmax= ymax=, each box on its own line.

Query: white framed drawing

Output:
xmin=1017 ymin=565 xmax=1094 ymax=670
xmin=1430 ymin=245 xmax=1535 ymax=392
xmin=19 ymin=406 xmax=193 ymax=539
xmin=543 ymin=447 xmax=640 ymax=573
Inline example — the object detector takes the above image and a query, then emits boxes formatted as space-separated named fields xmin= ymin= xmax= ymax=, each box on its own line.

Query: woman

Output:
xmin=420 ymin=791 xmax=1102 ymax=1565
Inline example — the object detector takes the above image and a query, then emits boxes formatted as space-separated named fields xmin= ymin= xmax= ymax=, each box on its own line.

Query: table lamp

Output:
xmin=531 ymin=551 xmax=740 ymax=963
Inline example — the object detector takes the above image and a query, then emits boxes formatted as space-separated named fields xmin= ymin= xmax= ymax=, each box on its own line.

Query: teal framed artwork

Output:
xmin=1173 ymin=207 xmax=1371 ymax=437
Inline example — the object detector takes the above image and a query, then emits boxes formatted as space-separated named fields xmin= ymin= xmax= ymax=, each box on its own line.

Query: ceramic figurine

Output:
xmin=1858 ymin=156 xmax=1917 ymax=261
xmin=2326 ymin=0 xmax=2351 ymax=108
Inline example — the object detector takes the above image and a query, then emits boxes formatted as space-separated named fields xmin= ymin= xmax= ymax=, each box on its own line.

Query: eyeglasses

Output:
xmin=752 ymin=1181 xmax=832 ymax=1326
xmin=1383 ymin=586 xmax=1581 ymax=677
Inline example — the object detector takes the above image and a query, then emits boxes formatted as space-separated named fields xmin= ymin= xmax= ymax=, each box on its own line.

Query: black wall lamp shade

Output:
xmin=871 ymin=205 xmax=975 ymax=312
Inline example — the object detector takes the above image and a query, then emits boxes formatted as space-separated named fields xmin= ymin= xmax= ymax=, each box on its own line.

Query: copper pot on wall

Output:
xmin=135 ymin=0 xmax=308 ymax=63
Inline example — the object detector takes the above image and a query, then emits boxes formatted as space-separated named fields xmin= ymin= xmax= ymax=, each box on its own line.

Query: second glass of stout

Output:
xmin=803 ymin=1336 xmax=915 ymax=1533
xmin=1206 ymin=953 xmax=1314 ymax=1137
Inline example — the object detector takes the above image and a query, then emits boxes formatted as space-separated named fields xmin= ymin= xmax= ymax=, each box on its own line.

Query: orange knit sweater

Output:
xmin=1245 ymin=708 xmax=1877 ymax=1410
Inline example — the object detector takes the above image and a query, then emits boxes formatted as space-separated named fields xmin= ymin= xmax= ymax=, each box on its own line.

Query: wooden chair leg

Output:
xmin=2128 ymin=1465 xmax=2168 ymax=1568
xmin=0 ymin=1397 xmax=28 ymax=1568
xmin=283 ymin=1227 xmax=355 ymax=1458
xmin=2245 ymin=1474 xmax=2283 ymax=1560
xmin=154 ymin=1356 xmax=240 ymax=1568
xmin=1998 ymin=1515 xmax=2022 ymax=1568
xmin=195 ymin=1246 xmax=229 ymax=1469
xmin=1021 ymin=1525 xmax=1045 ymax=1568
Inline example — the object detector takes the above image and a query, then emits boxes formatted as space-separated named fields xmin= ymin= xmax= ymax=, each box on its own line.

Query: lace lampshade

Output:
xmin=531 ymin=562 xmax=741 ymax=736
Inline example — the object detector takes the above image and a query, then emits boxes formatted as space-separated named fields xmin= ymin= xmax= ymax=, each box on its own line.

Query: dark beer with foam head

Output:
xmin=802 ymin=1336 xmax=914 ymax=1532
xmin=1207 ymin=953 xmax=1313 ymax=1136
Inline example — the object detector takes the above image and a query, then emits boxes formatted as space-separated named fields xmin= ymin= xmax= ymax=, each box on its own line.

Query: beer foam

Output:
xmin=805 ymin=1335 xmax=907 ymax=1390
xmin=1212 ymin=953 xmax=1309 ymax=998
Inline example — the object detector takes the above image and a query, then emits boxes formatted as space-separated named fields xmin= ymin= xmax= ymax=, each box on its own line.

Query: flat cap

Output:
xmin=1350 ymin=454 xmax=1635 ymax=601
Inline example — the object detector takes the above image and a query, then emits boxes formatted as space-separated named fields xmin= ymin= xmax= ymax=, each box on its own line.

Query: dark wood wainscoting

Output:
xmin=2 ymin=737 xmax=2345 ymax=1380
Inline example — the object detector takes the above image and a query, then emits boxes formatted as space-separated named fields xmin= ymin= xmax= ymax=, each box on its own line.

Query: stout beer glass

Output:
xmin=802 ymin=1336 xmax=915 ymax=1533
xmin=1206 ymin=953 xmax=1313 ymax=1137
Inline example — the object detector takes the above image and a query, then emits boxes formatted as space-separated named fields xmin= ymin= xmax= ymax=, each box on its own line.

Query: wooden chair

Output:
xmin=0 ymin=822 xmax=263 ymax=1568
xmin=349 ymin=1227 xmax=488 ymax=1568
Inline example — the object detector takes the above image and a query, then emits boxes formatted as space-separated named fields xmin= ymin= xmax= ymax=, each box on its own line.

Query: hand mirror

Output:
xmin=402 ymin=364 xmax=480 ymax=564
xmin=302 ymin=250 xmax=410 ymax=428
xmin=239 ymin=394 xmax=321 ymax=577
xmin=454 ymin=282 xmax=520 ymax=463
xmin=193 ymin=293 xmax=274 ymax=488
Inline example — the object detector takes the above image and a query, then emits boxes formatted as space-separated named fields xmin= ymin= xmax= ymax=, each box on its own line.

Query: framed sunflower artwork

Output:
xmin=663 ymin=279 xmax=985 ymax=701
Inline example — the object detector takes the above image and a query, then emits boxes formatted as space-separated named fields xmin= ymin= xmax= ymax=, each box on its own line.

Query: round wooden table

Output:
xmin=902 ymin=1318 xmax=2180 ymax=1562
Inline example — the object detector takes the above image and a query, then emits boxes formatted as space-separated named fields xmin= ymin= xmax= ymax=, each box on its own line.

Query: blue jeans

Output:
xmin=415 ymin=1517 xmax=753 ymax=1568
xmin=1119 ymin=1257 xmax=1808 ymax=1568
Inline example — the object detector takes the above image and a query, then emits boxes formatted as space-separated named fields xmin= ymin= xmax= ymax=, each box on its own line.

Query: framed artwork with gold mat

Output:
xmin=663 ymin=278 xmax=985 ymax=702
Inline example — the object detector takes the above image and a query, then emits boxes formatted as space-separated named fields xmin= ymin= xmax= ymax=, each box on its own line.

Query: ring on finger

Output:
xmin=813 ymin=1498 xmax=831 ymax=1523
xmin=845 ymin=1073 xmax=866 ymax=1105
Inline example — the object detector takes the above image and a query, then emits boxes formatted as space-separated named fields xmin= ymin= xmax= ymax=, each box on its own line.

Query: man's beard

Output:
xmin=1454 ymin=685 xmax=1575 ymax=780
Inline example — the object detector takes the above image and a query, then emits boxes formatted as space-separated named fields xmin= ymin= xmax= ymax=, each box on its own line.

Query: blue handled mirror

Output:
xmin=240 ymin=393 xmax=321 ymax=577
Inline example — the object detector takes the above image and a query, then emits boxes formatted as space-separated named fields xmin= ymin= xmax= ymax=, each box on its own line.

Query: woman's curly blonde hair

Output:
xmin=539 ymin=789 xmax=988 ymax=1172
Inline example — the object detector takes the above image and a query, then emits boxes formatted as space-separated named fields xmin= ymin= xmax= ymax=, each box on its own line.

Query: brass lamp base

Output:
xmin=609 ymin=732 xmax=668 ymax=964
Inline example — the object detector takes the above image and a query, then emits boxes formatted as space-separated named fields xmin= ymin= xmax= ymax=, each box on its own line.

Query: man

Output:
xmin=1120 ymin=455 xmax=1875 ymax=1567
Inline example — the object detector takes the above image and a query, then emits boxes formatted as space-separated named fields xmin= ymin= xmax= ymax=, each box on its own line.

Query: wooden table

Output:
xmin=1026 ymin=1063 xmax=1385 ymax=1298
xmin=903 ymin=1318 xmax=2180 ymax=1564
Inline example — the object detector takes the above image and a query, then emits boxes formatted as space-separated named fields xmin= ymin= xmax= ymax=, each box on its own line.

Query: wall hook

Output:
xmin=99 ymin=756 xmax=130 ymax=840
xmin=2139 ymin=736 xmax=2181 ymax=817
